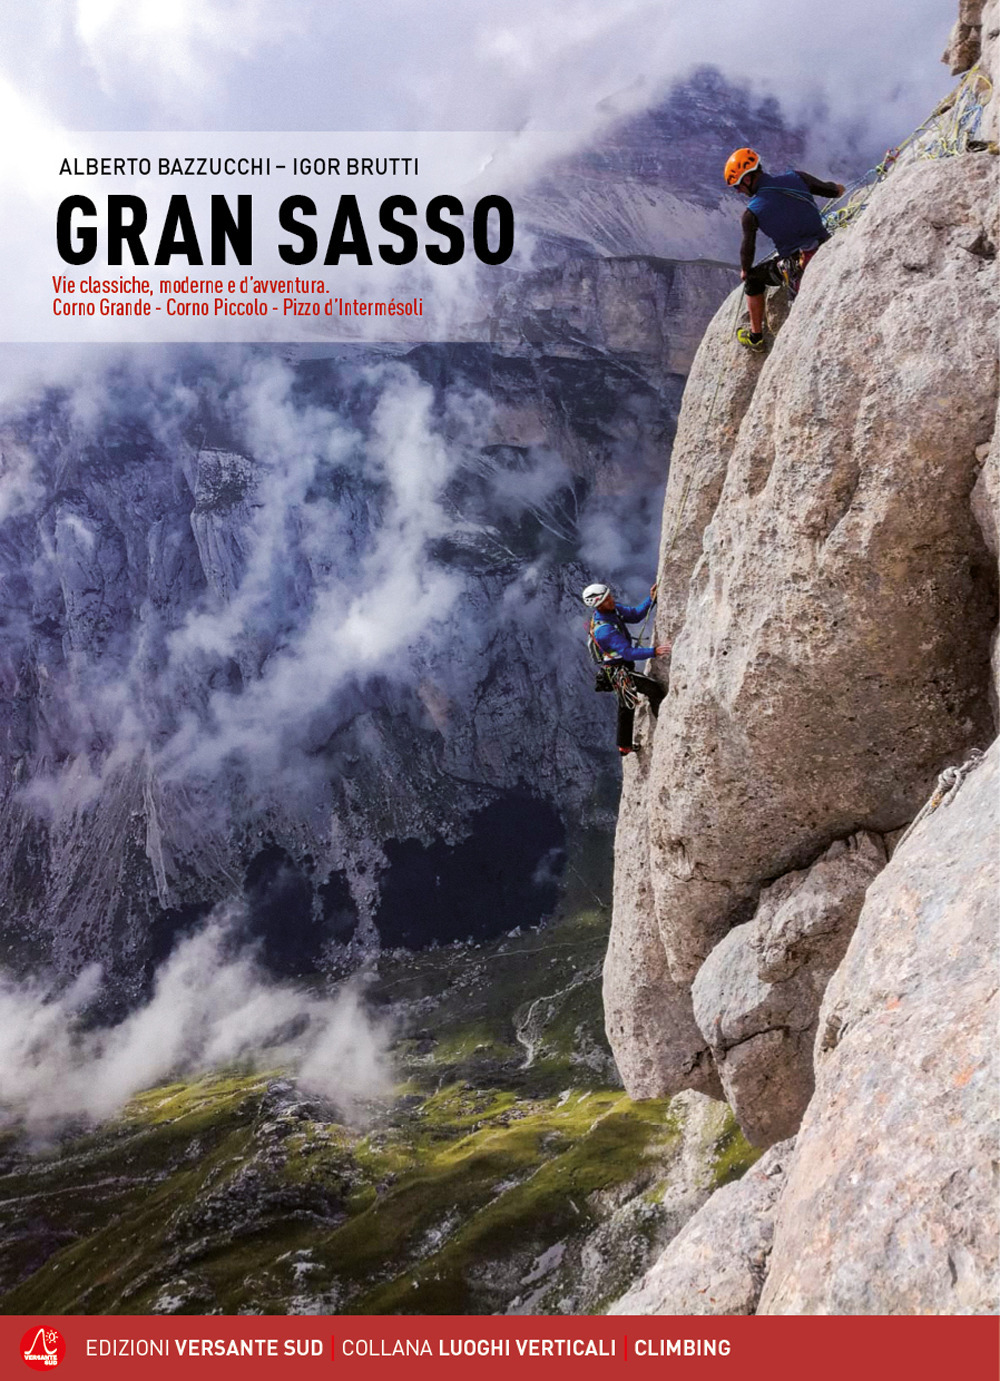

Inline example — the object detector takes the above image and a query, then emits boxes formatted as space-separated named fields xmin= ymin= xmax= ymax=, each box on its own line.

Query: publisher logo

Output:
xmin=20 ymin=1327 xmax=66 ymax=1371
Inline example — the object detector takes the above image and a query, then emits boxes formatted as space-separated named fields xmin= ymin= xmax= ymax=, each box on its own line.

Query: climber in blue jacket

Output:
xmin=724 ymin=148 xmax=845 ymax=352
xmin=583 ymin=582 xmax=670 ymax=756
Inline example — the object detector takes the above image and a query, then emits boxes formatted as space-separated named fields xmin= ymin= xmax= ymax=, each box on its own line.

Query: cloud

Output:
xmin=0 ymin=910 xmax=390 ymax=1135
xmin=0 ymin=346 xmax=534 ymax=806
xmin=0 ymin=0 xmax=956 ymax=161
xmin=0 ymin=332 xmax=651 ymax=836
xmin=578 ymin=485 xmax=662 ymax=596
xmin=0 ymin=435 xmax=45 ymax=522
xmin=154 ymin=356 xmax=470 ymax=783
xmin=72 ymin=0 xmax=303 ymax=110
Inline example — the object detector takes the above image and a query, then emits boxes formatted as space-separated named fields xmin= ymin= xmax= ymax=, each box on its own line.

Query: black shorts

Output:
xmin=743 ymin=255 xmax=785 ymax=296
xmin=744 ymin=234 xmax=829 ymax=297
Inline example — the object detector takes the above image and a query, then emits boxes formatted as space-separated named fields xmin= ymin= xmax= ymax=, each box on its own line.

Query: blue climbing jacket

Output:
xmin=747 ymin=170 xmax=828 ymax=259
xmin=590 ymin=597 xmax=655 ymax=663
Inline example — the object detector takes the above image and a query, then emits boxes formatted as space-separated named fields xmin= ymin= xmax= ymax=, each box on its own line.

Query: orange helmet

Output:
xmin=724 ymin=148 xmax=760 ymax=187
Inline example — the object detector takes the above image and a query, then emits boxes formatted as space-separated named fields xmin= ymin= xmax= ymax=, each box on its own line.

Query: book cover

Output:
xmin=0 ymin=0 xmax=996 ymax=1365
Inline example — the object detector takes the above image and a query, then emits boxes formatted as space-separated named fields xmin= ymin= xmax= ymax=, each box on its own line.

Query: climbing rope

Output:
xmin=821 ymin=66 xmax=994 ymax=235
xmin=587 ymin=614 xmax=641 ymax=708
xmin=635 ymin=595 xmax=657 ymax=647
xmin=893 ymin=747 xmax=986 ymax=852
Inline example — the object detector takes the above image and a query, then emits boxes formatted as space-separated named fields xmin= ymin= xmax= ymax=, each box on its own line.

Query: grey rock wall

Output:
xmin=607 ymin=148 xmax=998 ymax=1112
xmin=759 ymin=743 xmax=999 ymax=1314
xmin=649 ymin=153 xmax=996 ymax=990
xmin=602 ymin=747 xmax=720 ymax=1100
xmin=610 ymin=1139 xmax=793 ymax=1315
xmin=691 ymin=833 xmax=886 ymax=1145
xmin=604 ymin=1 xmax=999 ymax=1313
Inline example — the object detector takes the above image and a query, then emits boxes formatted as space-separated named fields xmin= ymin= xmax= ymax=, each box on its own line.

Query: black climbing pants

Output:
xmin=616 ymin=671 xmax=665 ymax=752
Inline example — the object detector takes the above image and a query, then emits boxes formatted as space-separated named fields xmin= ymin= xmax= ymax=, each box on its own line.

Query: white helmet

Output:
xmin=582 ymin=583 xmax=611 ymax=607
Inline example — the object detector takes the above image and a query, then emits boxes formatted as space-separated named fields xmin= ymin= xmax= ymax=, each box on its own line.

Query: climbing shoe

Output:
xmin=736 ymin=327 xmax=766 ymax=353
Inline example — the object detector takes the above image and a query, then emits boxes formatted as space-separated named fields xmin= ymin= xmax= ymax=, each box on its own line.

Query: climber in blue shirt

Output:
xmin=724 ymin=148 xmax=845 ymax=352
xmin=582 ymin=582 xmax=670 ymax=756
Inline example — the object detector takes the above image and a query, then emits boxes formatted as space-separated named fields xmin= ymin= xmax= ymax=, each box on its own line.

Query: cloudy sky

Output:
xmin=3 ymin=1 xmax=957 ymax=140
xmin=0 ymin=0 xmax=961 ymax=346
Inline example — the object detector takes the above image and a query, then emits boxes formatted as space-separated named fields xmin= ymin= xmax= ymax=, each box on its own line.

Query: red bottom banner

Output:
xmin=6 ymin=1315 xmax=999 ymax=1380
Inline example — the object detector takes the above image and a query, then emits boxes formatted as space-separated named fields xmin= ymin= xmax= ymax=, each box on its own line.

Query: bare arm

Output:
xmin=740 ymin=208 xmax=758 ymax=277
xmin=795 ymin=170 xmax=845 ymax=199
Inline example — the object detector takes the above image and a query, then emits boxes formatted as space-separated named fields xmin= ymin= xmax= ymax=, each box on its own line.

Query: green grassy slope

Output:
xmin=0 ymin=905 xmax=758 ymax=1315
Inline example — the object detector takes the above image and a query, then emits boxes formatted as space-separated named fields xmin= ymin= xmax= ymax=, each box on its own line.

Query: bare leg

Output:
xmin=747 ymin=292 xmax=765 ymax=334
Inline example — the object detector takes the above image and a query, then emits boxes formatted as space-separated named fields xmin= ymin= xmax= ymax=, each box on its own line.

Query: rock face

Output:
xmin=605 ymin=0 xmax=999 ymax=1316
xmin=602 ymin=747 xmax=721 ymax=1100
xmin=653 ymin=153 xmax=996 ymax=990
xmin=606 ymin=146 xmax=998 ymax=1101
xmin=760 ymin=743 xmax=999 ymax=1314
xmin=610 ymin=1139 xmax=792 ymax=1316
xmin=489 ymin=256 xmax=737 ymax=382
xmin=690 ymin=832 xmax=886 ymax=1145
xmin=943 ymin=0 xmax=986 ymax=74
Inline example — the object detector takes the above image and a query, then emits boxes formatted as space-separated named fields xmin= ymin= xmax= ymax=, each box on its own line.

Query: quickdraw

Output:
xmin=607 ymin=664 xmax=639 ymax=709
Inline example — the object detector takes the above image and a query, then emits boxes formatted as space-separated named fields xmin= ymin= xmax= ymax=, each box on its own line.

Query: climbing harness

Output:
xmin=894 ymin=747 xmax=986 ymax=851
xmin=587 ymin=609 xmax=650 ymax=709
xmin=777 ymin=244 xmax=821 ymax=301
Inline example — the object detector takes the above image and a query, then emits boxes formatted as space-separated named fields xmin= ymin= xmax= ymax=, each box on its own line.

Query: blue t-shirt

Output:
xmin=748 ymin=170 xmax=827 ymax=259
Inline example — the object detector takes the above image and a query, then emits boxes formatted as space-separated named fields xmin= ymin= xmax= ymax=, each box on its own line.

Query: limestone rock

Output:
xmin=691 ymin=833 xmax=886 ymax=1146
xmin=971 ymin=439 xmax=998 ymax=561
xmin=652 ymin=284 xmax=762 ymax=659
xmin=647 ymin=153 xmax=997 ymax=987
xmin=187 ymin=449 xmax=260 ymax=604
xmin=972 ymin=420 xmax=1000 ymax=723
xmin=609 ymin=1139 xmax=793 ymax=1315
xmin=759 ymin=742 xmax=999 ymax=1314
xmin=752 ymin=831 xmax=886 ymax=982
xmin=942 ymin=0 xmax=984 ymax=72
xmin=603 ymin=741 xmax=721 ymax=1098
